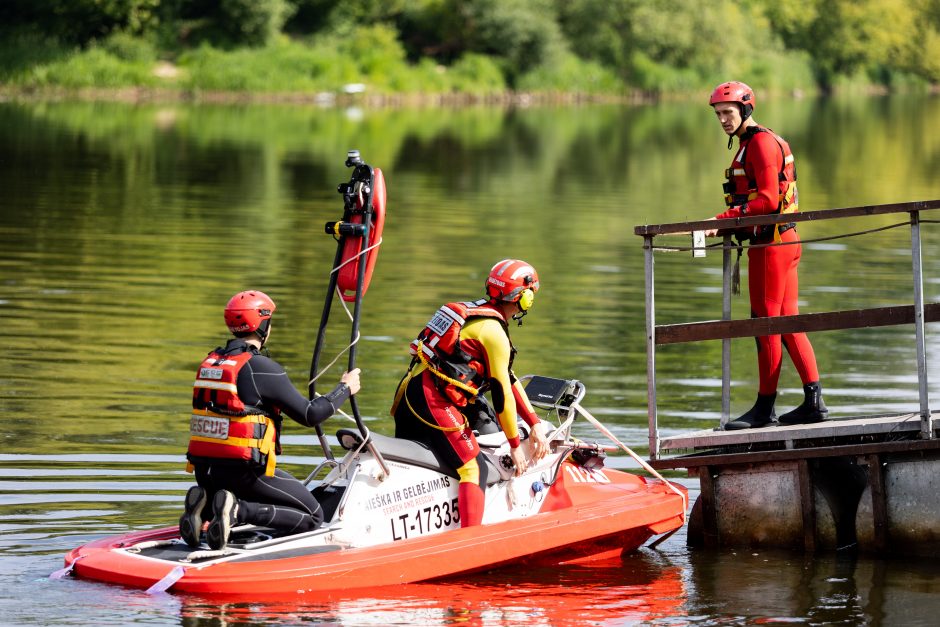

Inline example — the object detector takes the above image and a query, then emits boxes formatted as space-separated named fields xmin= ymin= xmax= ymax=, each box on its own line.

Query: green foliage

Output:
xmin=763 ymin=0 xmax=936 ymax=87
xmin=22 ymin=46 xmax=158 ymax=89
xmin=0 ymin=0 xmax=161 ymax=45
xmin=216 ymin=0 xmax=295 ymax=47
xmin=628 ymin=51 xmax=703 ymax=93
xmin=447 ymin=54 xmax=507 ymax=94
xmin=178 ymin=39 xmax=342 ymax=92
xmin=0 ymin=33 xmax=72 ymax=83
xmin=101 ymin=31 xmax=158 ymax=63
xmin=171 ymin=0 xmax=295 ymax=48
xmin=455 ymin=0 xmax=566 ymax=83
xmin=556 ymin=0 xmax=636 ymax=71
xmin=1 ymin=0 xmax=939 ymax=95
xmin=176 ymin=26 xmax=506 ymax=94
xmin=516 ymin=52 xmax=622 ymax=94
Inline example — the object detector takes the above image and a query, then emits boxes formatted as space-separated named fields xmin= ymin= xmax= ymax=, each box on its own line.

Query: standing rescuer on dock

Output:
xmin=704 ymin=81 xmax=828 ymax=430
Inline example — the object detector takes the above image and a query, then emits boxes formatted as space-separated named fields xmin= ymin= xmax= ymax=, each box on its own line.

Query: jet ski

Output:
xmin=58 ymin=152 xmax=686 ymax=596
xmin=61 ymin=375 xmax=687 ymax=596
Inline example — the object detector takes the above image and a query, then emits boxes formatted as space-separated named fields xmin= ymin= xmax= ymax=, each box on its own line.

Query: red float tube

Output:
xmin=336 ymin=167 xmax=385 ymax=302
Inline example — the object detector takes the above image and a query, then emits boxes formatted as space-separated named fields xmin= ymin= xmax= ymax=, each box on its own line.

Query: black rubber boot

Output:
xmin=723 ymin=393 xmax=777 ymax=430
xmin=778 ymin=382 xmax=829 ymax=425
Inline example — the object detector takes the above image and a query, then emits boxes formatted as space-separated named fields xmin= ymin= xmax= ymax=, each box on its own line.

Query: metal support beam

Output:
xmin=910 ymin=211 xmax=932 ymax=438
xmin=698 ymin=466 xmax=719 ymax=548
xmin=797 ymin=459 xmax=817 ymax=552
xmin=721 ymin=235 xmax=734 ymax=426
xmin=644 ymin=235 xmax=659 ymax=459
xmin=866 ymin=454 xmax=889 ymax=553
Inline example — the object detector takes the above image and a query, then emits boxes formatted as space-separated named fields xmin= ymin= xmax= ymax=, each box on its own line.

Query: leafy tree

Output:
xmin=557 ymin=0 xmax=783 ymax=91
xmin=461 ymin=0 xmax=565 ymax=75
xmin=285 ymin=0 xmax=412 ymax=36
xmin=173 ymin=0 xmax=295 ymax=47
xmin=556 ymin=0 xmax=639 ymax=71
xmin=763 ymin=0 xmax=921 ymax=86
xmin=0 ymin=0 xmax=161 ymax=44
xmin=917 ymin=0 xmax=940 ymax=81
xmin=301 ymin=0 xmax=565 ymax=86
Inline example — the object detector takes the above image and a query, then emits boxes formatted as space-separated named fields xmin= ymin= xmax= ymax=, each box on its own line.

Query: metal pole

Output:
xmin=644 ymin=235 xmax=659 ymax=459
xmin=910 ymin=211 xmax=932 ymax=438
xmin=721 ymin=235 xmax=733 ymax=426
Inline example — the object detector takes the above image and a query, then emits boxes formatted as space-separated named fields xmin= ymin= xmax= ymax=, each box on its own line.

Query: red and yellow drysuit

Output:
xmin=715 ymin=126 xmax=819 ymax=394
xmin=392 ymin=300 xmax=540 ymax=527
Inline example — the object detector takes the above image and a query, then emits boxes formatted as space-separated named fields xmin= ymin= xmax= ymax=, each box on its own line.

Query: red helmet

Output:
xmin=224 ymin=290 xmax=276 ymax=339
xmin=709 ymin=81 xmax=755 ymax=119
xmin=485 ymin=259 xmax=539 ymax=311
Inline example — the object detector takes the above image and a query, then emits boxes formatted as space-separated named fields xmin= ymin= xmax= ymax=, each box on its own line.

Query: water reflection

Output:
xmin=3 ymin=98 xmax=940 ymax=457
xmin=2 ymin=96 xmax=940 ymax=625
xmin=175 ymin=552 xmax=686 ymax=627
xmin=686 ymin=548 xmax=940 ymax=626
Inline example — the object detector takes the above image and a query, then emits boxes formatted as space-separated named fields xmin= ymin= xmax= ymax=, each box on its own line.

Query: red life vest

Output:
xmin=409 ymin=299 xmax=512 ymax=406
xmin=187 ymin=349 xmax=279 ymax=476
xmin=723 ymin=127 xmax=799 ymax=241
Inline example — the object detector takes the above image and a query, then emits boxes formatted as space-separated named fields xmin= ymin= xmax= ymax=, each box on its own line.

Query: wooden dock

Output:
xmin=650 ymin=414 xmax=940 ymax=554
xmin=634 ymin=201 xmax=940 ymax=555
xmin=657 ymin=413 xmax=938 ymax=458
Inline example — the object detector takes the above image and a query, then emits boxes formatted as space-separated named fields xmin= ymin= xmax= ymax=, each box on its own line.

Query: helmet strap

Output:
xmin=729 ymin=103 xmax=752 ymax=149
xmin=511 ymin=308 xmax=527 ymax=326
xmin=256 ymin=318 xmax=271 ymax=346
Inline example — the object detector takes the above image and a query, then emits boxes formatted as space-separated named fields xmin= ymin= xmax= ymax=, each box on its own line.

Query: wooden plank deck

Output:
xmin=652 ymin=412 xmax=940 ymax=470
xmin=661 ymin=412 xmax=933 ymax=451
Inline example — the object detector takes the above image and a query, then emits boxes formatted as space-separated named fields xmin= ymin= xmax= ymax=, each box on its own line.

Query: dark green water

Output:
xmin=1 ymin=96 xmax=939 ymax=625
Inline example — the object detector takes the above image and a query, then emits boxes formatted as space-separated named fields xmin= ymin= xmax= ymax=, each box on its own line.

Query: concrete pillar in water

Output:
xmin=856 ymin=456 xmax=940 ymax=556
xmin=688 ymin=458 xmax=867 ymax=550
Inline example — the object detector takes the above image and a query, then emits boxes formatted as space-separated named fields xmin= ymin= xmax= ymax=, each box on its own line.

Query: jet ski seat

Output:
xmin=336 ymin=429 xmax=502 ymax=486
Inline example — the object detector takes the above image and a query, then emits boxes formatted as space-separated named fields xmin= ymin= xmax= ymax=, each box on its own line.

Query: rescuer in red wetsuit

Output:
xmin=392 ymin=259 xmax=549 ymax=527
xmin=179 ymin=290 xmax=361 ymax=550
xmin=704 ymin=81 xmax=828 ymax=430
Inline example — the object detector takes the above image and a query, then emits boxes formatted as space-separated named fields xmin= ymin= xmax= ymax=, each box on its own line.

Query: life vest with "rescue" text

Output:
xmin=187 ymin=348 xmax=279 ymax=476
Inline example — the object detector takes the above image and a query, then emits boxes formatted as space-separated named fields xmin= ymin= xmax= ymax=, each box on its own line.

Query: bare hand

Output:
xmin=704 ymin=216 xmax=719 ymax=238
xmin=341 ymin=368 xmax=361 ymax=395
xmin=509 ymin=446 xmax=527 ymax=477
xmin=528 ymin=422 xmax=549 ymax=462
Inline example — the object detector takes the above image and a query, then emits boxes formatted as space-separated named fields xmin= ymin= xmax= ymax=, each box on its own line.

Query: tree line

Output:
xmin=2 ymin=0 xmax=939 ymax=94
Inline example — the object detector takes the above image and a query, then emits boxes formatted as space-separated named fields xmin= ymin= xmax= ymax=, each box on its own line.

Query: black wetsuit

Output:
xmin=193 ymin=339 xmax=350 ymax=534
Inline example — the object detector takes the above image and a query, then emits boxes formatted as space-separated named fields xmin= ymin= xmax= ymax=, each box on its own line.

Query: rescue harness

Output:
xmin=391 ymin=299 xmax=514 ymax=430
xmin=723 ymin=126 xmax=799 ymax=244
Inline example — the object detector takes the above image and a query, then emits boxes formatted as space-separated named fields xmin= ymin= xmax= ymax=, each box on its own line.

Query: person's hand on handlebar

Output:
xmin=341 ymin=368 xmax=361 ymax=395
xmin=510 ymin=446 xmax=527 ymax=477
xmin=528 ymin=422 xmax=549 ymax=462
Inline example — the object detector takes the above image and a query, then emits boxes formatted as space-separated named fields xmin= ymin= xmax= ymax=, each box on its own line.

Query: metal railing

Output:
xmin=634 ymin=200 xmax=940 ymax=459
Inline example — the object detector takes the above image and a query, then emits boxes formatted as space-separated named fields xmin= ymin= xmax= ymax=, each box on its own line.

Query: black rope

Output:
xmin=654 ymin=220 xmax=917 ymax=253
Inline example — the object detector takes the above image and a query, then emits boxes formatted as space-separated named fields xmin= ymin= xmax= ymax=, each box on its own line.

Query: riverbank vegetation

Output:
xmin=1 ymin=0 xmax=938 ymax=101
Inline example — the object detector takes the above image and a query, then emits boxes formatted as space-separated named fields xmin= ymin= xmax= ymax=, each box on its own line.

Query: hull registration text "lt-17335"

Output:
xmin=390 ymin=498 xmax=460 ymax=540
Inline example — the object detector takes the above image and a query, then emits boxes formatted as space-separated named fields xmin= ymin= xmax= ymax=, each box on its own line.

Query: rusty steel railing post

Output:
xmin=910 ymin=210 xmax=932 ymax=438
xmin=644 ymin=235 xmax=660 ymax=459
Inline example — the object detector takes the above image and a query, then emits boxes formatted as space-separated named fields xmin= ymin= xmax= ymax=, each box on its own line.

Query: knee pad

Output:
xmin=457 ymin=453 xmax=488 ymax=490
xmin=457 ymin=458 xmax=479 ymax=485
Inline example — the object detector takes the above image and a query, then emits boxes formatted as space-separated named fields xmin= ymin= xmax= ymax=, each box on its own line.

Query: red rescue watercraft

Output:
xmin=62 ymin=376 xmax=687 ymax=596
